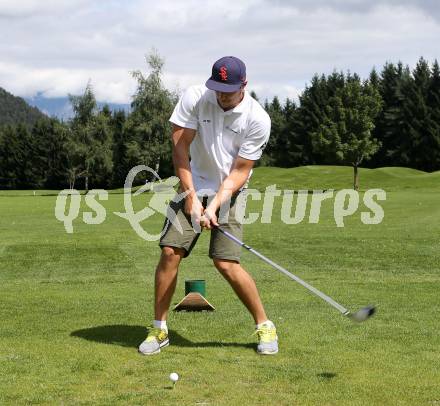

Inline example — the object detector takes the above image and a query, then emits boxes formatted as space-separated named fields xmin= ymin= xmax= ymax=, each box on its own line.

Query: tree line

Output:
xmin=263 ymin=57 xmax=440 ymax=183
xmin=1 ymin=55 xmax=439 ymax=191
xmin=0 ymin=52 xmax=176 ymax=190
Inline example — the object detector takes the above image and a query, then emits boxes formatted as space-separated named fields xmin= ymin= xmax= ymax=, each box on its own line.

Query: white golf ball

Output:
xmin=169 ymin=372 xmax=179 ymax=382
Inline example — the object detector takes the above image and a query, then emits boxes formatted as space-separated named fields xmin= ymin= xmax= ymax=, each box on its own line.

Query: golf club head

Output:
xmin=347 ymin=305 xmax=376 ymax=323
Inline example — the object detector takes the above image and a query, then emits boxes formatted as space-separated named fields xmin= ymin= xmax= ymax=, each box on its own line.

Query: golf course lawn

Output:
xmin=1 ymin=166 xmax=439 ymax=405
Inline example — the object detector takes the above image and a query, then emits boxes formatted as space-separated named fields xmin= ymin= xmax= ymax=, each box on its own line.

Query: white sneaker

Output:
xmin=255 ymin=322 xmax=278 ymax=355
xmin=138 ymin=327 xmax=169 ymax=355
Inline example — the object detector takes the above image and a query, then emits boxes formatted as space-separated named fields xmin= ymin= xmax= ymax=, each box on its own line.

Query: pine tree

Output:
xmin=22 ymin=119 xmax=49 ymax=188
xmin=295 ymin=74 xmax=330 ymax=165
xmin=110 ymin=110 xmax=128 ymax=187
xmin=280 ymin=98 xmax=300 ymax=166
xmin=389 ymin=57 xmax=439 ymax=171
xmin=0 ymin=118 xmax=70 ymax=189
xmin=369 ymin=67 xmax=380 ymax=89
xmin=407 ymin=58 xmax=432 ymax=170
xmin=250 ymin=90 xmax=259 ymax=102
xmin=0 ymin=125 xmax=23 ymax=189
xmin=425 ymin=60 xmax=440 ymax=171
xmin=262 ymin=96 xmax=285 ymax=166
xmin=41 ymin=119 xmax=70 ymax=189
xmin=370 ymin=62 xmax=400 ymax=166
xmin=382 ymin=64 xmax=412 ymax=167
xmin=9 ymin=123 xmax=41 ymax=188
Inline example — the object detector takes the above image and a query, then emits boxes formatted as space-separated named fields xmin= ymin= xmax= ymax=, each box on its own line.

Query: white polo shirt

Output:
xmin=169 ymin=85 xmax=271 ymax=193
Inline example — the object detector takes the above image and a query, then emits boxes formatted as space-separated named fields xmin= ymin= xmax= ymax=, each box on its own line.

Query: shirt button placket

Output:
xmin=219 ymin=115 xmax=224 ymax=134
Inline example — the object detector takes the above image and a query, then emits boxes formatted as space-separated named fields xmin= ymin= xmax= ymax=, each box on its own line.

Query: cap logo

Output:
xmin=219 ymin=66 xmax=228 ymax=81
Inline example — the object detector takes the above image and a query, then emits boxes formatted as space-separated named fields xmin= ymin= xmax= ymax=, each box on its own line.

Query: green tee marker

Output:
xmin=185 ymin=279 xmax=206 ymax=296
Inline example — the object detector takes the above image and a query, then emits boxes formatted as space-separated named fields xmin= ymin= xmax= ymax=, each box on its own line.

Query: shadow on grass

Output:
xmin=317 ymin=372 xmax=337 ymax=380
xmin=70 ymin=325 xmax=254 ymax=350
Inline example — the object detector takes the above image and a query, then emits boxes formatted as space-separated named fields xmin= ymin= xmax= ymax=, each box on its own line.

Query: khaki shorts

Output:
xmin=159 ymin=193 xmax=244 ymax=262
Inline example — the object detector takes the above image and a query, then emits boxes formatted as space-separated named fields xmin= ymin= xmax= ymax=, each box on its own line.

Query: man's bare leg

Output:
xmin=139 ymin=246 xmax=185 ymax=355
xmin=213 ymin=258 xmax=267 ymax=324
xmin=154 ymin=246 xmax=185 ymax=321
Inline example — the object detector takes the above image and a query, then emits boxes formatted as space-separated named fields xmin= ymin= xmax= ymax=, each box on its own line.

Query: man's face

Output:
xmin=215 ymin=87 xmax=245 ymax=111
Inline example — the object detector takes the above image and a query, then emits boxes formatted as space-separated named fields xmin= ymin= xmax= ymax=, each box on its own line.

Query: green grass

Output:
xmin=251 ymin=165 xmax=440 ymax=191
xmin=1 ymin=166 xmax=439 ymax=405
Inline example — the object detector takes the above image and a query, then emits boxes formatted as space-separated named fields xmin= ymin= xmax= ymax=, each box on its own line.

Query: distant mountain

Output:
xmin=0 ymin=87 xmax=47 ymax=127
xmin=25 ymin=93 xmax=131 ymax=120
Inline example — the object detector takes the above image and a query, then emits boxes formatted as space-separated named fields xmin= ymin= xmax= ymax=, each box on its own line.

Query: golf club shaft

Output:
xmin=217 ymin=227 xmax=349 ymax=315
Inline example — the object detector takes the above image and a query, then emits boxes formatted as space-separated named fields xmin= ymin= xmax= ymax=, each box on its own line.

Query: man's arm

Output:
xmin=202 ymin=156 xmax=255 ymax=228
xmin=171 ymin=124 xmax=203 ymax=220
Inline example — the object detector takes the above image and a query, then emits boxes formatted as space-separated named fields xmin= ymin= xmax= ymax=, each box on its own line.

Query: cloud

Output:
xmin=271 ymin=0 xmax=440 ymax=19
xmin=0 ymin=0 xmax=439 ymax=104
xmin=0 ymin=62 xmax=137 ymax=103
xmin=0 ymin=0 xmax=90 ymax=18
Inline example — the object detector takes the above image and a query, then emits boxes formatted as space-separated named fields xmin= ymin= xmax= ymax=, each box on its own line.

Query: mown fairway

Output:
xmin=1 ymin=166 xmax=439 ymax=405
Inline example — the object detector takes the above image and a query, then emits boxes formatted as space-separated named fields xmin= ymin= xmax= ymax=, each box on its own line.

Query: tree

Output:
xmin=311 ymin=78 xmax=382 ymax=190
xmin=282 ymin=97 xmax=314 ymax=167
xmin=87 ymin=109 xmax=114 ymax=188
xmin=110 ymin=109 xmax=128 ymax=187
xmin=25 ymin=118 xmax=70 ymax=189
xmin=369 ymin=67 xmax=380 ymax=89
xmin=67 ymin=83 xmax=113 ymax=190
xmin=67 ymin=83 xmax=96 ymax=189
xmin=0 ymin=123 xmax=40 ymax=189
xmin=380 ymin=64 xmax=413 ymax=167
xmin=0 ymin=125 xmax=22 ymax=189
xmin=369 ymin=62 xmax=402 ymax=167
xmin=250 ymin=90 xmax=260 ymax=102
xmin=262 ymin=96 xmax=285 ymax=166
xmin=295 ymin=73 xmax=339 ymax=165
xmin=426 ymin=60 xmax=440 ymax=171
xmin=406 ymin=58 xmax=440 ymax=171
xmin=124 ymin=50 xmax=177 ymax=182
xmin=41 ymin=119 xmax=70 ymax=189
xmin=262 ymin=96 xmax=300 ymax=167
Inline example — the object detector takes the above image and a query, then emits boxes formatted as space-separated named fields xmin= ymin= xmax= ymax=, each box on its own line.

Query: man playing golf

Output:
xmin=138 ymin=56 xmax=278 ymax=355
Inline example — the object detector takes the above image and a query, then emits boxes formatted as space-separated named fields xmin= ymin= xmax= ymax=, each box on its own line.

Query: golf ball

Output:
xmin=169 ymin=372 xmax=179 ymax=382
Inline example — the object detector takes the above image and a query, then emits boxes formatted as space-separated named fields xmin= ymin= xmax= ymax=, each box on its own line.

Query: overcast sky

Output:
xmin=0 ymin=0 xmax=439 ymax=104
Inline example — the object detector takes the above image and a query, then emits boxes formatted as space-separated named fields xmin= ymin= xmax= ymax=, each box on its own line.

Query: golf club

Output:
xmin=216 ymin=227 xmax=375 ymax=322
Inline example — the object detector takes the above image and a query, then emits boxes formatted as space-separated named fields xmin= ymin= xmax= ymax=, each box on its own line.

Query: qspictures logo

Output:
xmin=54 ymin=165 xmax=386 ymax=242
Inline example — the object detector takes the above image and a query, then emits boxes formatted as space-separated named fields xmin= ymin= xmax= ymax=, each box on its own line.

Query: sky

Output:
xmin=0 ymin=0 xmax=439 ymax=104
